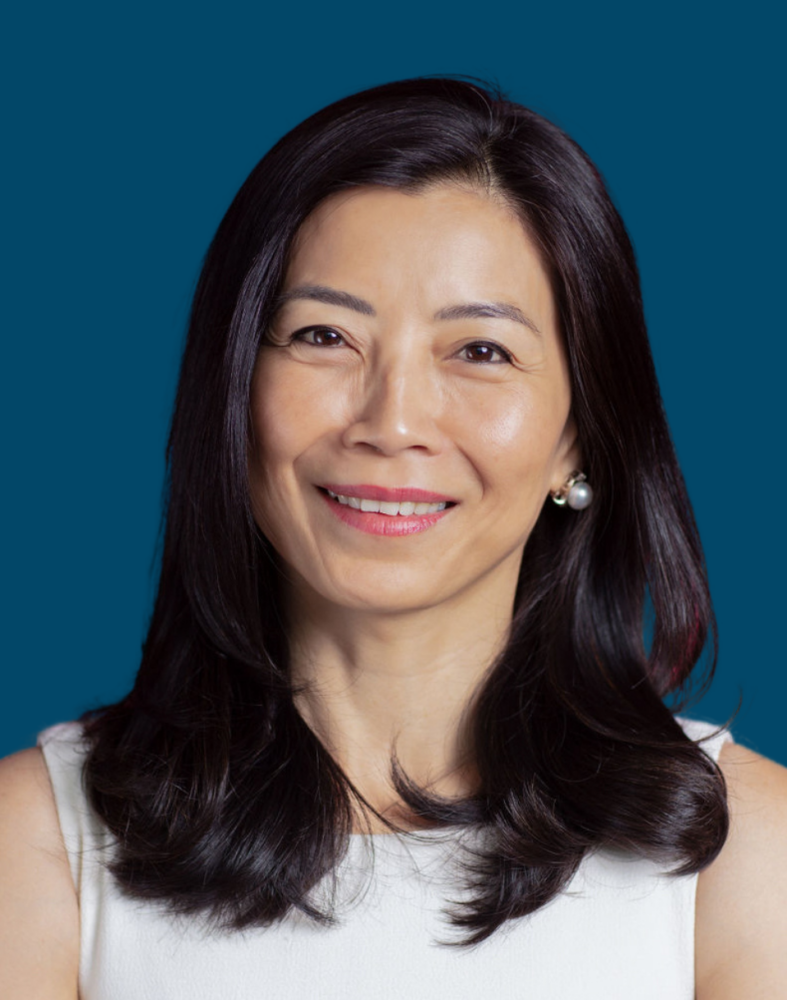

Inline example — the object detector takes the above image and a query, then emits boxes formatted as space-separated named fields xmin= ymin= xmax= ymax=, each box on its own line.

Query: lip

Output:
xmin=318 ymin=484 xmax=456 ymax=537
xmin=319 ymin=483 xmax=456 ymax=504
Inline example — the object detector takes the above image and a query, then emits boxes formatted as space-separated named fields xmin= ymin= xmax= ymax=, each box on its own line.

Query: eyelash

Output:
xmin=290 ymin=326 xmax=345 ymax=347
xmin=290 ymin=327 xmax=514 ymax=365
xmin=458 ymin=341 xmax=514 ymax=365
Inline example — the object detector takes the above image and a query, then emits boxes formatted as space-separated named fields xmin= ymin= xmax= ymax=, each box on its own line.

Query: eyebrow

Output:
xmin=275 ymin=284 xmax=375 ymax=316
xmin=434 ymin=301 xmax=541 ymax=336
xmin=276 ymin=283 xmax=541 ymax=336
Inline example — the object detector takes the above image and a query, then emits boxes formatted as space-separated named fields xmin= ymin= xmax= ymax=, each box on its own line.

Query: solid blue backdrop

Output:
xmin=2 ymin=0 xmax=784 ymax=763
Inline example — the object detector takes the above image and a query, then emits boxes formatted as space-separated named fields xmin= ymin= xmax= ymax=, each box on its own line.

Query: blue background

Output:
xmin=2 ymin=2 xmax=784 ymax=763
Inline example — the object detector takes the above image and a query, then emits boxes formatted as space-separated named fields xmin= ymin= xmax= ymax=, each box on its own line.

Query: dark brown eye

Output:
xmin=460 ymin=341 xmax=512 ymax=364
xmin=293 ymin=326 xmax=345 ymax=347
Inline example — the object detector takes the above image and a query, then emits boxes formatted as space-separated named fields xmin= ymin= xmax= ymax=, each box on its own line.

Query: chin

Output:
xmin=308 ymin=570 xmax=452 ymax=617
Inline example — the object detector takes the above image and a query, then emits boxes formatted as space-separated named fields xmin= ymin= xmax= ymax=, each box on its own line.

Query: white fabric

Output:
xmin=39 ymin=717 xmax=730 ymax=1000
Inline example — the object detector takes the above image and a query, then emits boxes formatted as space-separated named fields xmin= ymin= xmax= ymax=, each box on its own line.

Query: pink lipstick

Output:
xmin=318 ymin=484 xmax=456 ymax=536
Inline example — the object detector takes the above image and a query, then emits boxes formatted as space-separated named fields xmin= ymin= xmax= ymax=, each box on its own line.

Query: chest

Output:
xmin=78 ymin=840 xmax=696 ymax=1000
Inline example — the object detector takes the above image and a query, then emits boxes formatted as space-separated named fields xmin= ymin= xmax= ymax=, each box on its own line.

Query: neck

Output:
xmin=288 ymin=588 xmax=513 ymax=830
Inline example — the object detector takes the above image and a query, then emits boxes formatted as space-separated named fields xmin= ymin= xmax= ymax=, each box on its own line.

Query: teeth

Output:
xmin=326 ymin=489 xmax=448 ymax=516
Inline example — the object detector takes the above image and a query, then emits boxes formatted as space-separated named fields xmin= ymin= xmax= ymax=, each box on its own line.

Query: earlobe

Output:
xmin=550 ymin=470 xmax=594 ymax=510
xmin=549 ymin=421 xmax=592 ymax=509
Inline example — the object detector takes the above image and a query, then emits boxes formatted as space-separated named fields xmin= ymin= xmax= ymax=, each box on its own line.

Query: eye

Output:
xmin=291 ymin=325 xmax=346 ymax=347
xmin=457 ymin=341 xmax=513 ymax=364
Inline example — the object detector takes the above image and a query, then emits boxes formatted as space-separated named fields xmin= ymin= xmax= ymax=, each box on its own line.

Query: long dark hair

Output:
xmin=83 ymin=77 xmax=727 ymax=944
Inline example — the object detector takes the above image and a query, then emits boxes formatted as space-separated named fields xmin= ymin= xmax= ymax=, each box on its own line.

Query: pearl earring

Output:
xmin=551 ymin=471 xmax=593 ymax=510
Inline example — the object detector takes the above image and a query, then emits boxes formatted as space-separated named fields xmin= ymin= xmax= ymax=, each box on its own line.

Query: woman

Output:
xmin=1 ymin=78 xmax=785 ymax=998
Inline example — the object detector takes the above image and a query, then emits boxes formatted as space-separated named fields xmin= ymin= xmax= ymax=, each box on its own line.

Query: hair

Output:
xmin=82 ymin=77 xmax=728 ymax=945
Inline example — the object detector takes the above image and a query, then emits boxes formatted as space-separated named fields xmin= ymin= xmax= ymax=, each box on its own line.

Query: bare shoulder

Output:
xmin=696 ymin=740 xmax=787 ymax=999
xmin=0 ymin=748 xmax=79 ymax=999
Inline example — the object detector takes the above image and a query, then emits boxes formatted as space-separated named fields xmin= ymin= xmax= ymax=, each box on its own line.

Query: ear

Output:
xmin=549 ymin=416 xmax=583 ymax=495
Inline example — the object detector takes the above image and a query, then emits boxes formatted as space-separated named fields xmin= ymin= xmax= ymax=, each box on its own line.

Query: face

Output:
xmin=249 ymin=184 xmax=579 ymax=618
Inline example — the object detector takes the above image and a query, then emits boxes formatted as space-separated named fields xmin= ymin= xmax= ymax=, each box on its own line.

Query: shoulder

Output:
xmin=0 ymin=747 xmax=80 ymax=999
xmin=695 ymin=740 xmax=787 ymax=999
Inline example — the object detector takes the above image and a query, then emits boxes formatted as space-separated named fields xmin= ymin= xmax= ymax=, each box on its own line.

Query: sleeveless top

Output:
xmin=39 ymin=718 xmax=730 ymax=1000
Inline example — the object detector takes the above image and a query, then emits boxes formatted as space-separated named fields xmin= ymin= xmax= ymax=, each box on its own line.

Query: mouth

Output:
xmin=324 ymin=488 xmax=452 ymax=516
xmin=317 ymin=484 xmax=457 ymax=535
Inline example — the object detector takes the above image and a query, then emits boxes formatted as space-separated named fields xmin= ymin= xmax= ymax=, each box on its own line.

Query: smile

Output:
xmin=319 ymin=485 xmax=456 ymax=537
xmin=325 ymin=489 xmax=448 ymax=516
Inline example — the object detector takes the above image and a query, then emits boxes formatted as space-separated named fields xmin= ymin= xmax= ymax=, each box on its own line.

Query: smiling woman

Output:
xmin=1 ymin=77 xmax=786 ymax=1000
xmin=250 ymin=185 xmax=576 ymax=618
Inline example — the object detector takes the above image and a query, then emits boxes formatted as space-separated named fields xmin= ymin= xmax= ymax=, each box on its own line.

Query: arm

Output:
xmin=696 ymin=741 xmax=787 ymax=999
xmin=0 ymin=748 xmax=80 ymax=999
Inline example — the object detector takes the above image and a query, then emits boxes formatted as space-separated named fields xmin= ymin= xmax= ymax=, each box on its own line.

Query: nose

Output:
xmin=341 ymin=354 xmax=444 ymax=456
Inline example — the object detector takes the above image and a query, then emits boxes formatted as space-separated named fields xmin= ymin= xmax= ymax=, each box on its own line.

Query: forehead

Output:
xmin=291 ymin=183 xmax=530 ymax=258
xmin=283 ymin=184 xmax=556 ymax=327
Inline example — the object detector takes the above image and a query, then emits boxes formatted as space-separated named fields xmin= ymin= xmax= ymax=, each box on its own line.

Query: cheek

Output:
xmin=248 ymin=396 xmax=308 ymax=560
xmin=475 ymin=400 xmax=531 ymax=453
xmin=248 ymin=367 xmax=301 ymax=525
xmin=248 ymin=362 xmax=349 ymax=544
xmin=250 ymin=364 xmax=313 ymax=474
xmin=465 ymin=385 xmax=569 ymax=474
xmin=252 ymin=358 xmax=354 ymax=464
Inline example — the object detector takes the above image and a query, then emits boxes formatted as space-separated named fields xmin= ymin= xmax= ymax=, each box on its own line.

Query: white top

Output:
xmin=39 ymin=718 xmax=730 ymax=1000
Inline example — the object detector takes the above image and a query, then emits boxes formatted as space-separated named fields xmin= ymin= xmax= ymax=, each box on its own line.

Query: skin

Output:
xmin=249 ymin=184 xmax=579 ymax=811
xmin=1 ymin=184 xmax=786 ymax=997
